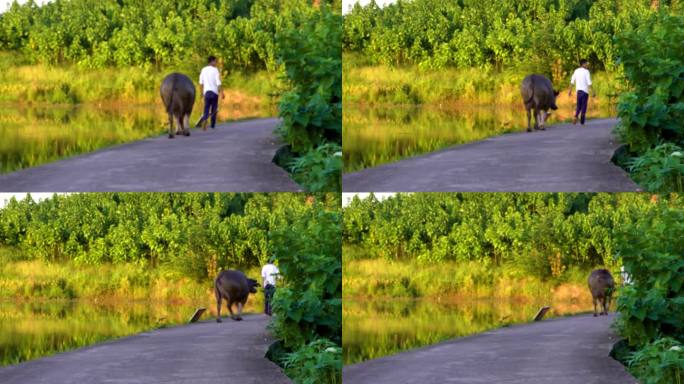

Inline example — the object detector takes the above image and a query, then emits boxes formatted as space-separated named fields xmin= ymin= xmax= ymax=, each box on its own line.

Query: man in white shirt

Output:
xmin=195 ymin=55 xmax=224 ymax=130
xmin=261 ymin=257 xmax=280 ymax=316
xmin=568 ymin=59 xmax=593 ymax=125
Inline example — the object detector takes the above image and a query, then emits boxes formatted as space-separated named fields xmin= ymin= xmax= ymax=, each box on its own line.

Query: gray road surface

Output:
xmin=0 ymin=118 xmax=300 ymax=192
xmin=343 ymin=118 xmax=639 ymax=192
xmin=0 ymin=314 xmax=290 ymax=384
xmin=344 ymin=314 xmax=637 ymax=384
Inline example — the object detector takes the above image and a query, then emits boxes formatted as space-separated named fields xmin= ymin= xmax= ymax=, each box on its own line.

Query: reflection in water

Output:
xmin=0 ymin=103 xmax=272 ymax=173
xmin=343 ymin=104 xmax=615 ymax=172
xmin=0 ymin=299 xmax=252 ymax=366
xmin=343 ymin=298 xmax=593 ymax=365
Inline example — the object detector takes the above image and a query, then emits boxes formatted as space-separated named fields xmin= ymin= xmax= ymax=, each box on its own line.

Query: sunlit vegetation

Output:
xmin=342 ymin=192 xmax=684 ymax=379
xmin=0 ymin=0 xmax=342 ymax=191
xmin=0 ymin=192 xmax=342 ymax=383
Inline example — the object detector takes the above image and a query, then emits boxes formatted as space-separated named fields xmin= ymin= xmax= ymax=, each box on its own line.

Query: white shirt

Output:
xmin=261 ymin=263 xmax=279 ymax=286
xmin=570 ymin=67 xmax=592 ymax=93
xmin=199 ymin=65 xmax=221 ymax=95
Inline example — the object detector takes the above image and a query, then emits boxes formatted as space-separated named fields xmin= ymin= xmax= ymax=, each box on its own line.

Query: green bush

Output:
xmin=275 ymin=5 xmax=341 ymax=192
xmin=615 ymin=203 xmax=684 ymax=346
xmin=269 ymin=203 xmax=341 ymax=383
xmin=628 ymin=337 xmax=684 ymax=384
xmin=614 ymin=202 xmax=684 ymax=383
xmin=282 ymin=338 xmax=341 ymax=384
xmin=627 ymin=143 xmax=684 ymax=192
xmin=614 ymin=13 xmax=684 ymax=191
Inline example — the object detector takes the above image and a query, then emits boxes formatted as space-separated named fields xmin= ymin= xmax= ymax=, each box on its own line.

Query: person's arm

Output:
xmin=216 ymin=69 xmax=224 ymax=100
xmin=199 ymin=72 xmax=204 ymax=96
xmin=568 ymin=72 xmax=575 ymax=96
xmin=587 ymin=72 xmax=595 ymax=97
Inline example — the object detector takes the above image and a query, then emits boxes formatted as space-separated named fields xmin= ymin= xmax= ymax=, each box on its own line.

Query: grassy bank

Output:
xmin=343 ymin=56 xmax=622 ymax=107
xmin=343 ymin=247 xmax=595 ymax=303
xmin=0 ymin=247 xmax=264 ymax=312
xmin=0 ymin=53 xmax=278 ymax=110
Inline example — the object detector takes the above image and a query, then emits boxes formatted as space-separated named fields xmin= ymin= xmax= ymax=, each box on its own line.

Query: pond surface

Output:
xmin=0 ymin=299 xmax=248 ymax=366
xmin=0 ymin=103 xmax=272 ymax=173
xmin=343 ymin=103 xmax=616 ymax=173
xmin=343 ymin=297 xmax=593 ymax=365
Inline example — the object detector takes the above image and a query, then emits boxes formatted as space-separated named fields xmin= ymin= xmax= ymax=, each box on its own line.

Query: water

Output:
xmin=343 ymin=104 xmax=616 ymax=173
xmin=0 ymin=299 xmax=240 ymax=366
xmin=343 ymin=297 xmax=593 ymax=365
xmin=0 ymin=103 xmax=271 ymax=173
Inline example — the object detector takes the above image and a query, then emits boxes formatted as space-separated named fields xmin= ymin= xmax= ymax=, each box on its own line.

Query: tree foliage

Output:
xmin=343 ymin=193 xmax=672 ymax=280
xmin=343 ymin=0 xmax=659 ymax=76
xmin=0 ymin=0 xmax=328 ymax=71
xmin=0 ymin=192 xmax=340 ymax=281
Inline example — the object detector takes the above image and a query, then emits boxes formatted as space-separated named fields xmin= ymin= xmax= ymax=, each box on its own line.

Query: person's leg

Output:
xmin=208 ymin=92 xmax=219 ymax=128
xmin=574 ymin=91 xmax=582 ymax=124
xmin=580 ymin=91 xmax=589 ymax=125
xmin=195 ymin=91 xmax=215 ymax=128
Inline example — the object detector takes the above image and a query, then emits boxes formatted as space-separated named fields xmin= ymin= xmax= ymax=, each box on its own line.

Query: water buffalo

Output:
xmin=521 ymin=74 xmax=559 ymax=132
xmin=214 ymin=270 xmax=259 ymax=322
xmin=160 ymin=73 xmax=195 ymax=138
xmin=588 ymin=269 xmax=615 ymax=317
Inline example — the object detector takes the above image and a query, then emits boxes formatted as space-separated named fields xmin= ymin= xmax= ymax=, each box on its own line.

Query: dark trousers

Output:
xmin=575 ymin=90 xmax=589 ymax=124
xmin=264 ymin=284 xmax=275 ymax=316
xmin=197 ymin=91 xmax=218 ymax=128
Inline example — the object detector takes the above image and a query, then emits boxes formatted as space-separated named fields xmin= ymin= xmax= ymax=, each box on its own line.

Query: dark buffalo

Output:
xmin=521 ymin=74 xmax=559 ymax=132
xmin=588 ymin=269 xmax=615 ymax=317
xmin=214 ymin=270 xmax=259 ymax=322
xmin=160 ymin=73 xmax=195 ymax=138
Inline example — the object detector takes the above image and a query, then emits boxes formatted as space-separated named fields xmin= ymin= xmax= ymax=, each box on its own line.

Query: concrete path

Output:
xmin=0 ymin=314 xmax=290 ymax=384
xmin=0 ymin=118 xmax=300 ymax=192
xmin=343 ymin=118 xmax=639 ymax=192
xmin=344 ymin=314 xmax=637 ymax=384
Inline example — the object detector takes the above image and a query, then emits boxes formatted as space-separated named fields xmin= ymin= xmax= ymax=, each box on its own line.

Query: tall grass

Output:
xmin=0 ymin=247 xmax=264 ymax=311
xmin=343 ymin=54 xmax=622 ymax=107
xmin=343 ymin=247 xmax=593 ymax=302
xmin=0 ymin=52 xmax=279 ymax=108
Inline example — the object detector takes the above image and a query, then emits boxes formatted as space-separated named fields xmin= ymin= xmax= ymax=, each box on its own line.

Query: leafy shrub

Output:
xmin=269 ymin=203 xmax=341 ymax=382
xmin=628 ymin=337 xmax=684 ymax=384
xmin=275 ymin=5 xmax=341 ymax=192
xmin=289 ymin=143 xmax=342 ymax=193
xmin=614 ymin=13 xmax=684 ymax=191
xmin=282 ymin=338 xmax=341 ymax=384
xmin=614 ymin=202 xmax=684 ymax=383
xmin=615 ymin=203 xmax=684 ymax=346
xmin=627 ymin=143 xmax=684 ymax=192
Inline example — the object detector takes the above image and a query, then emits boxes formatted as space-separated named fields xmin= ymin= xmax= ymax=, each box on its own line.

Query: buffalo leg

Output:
xmin=533 ymin=107 xmax=540 ymax=130
xmin=227 ymin=301 xmax=236 ymax=320
xmin=175 ymin=116 xmax=183 ymax=136
xmin=593 ymin=297 xmax=598 ymax=317
xmin=236 ymin=302 xmax=243 ymax=321
xmin=602 ymin=297 xmax=608 ymax=315
xmin=183 ymin=114 xmax=191 ymax=136
xmin=540 ymin=110 xmax=547 ymax=130
xmin=215 ymin=289 xmax=222 ymax=323
xmin=168 ymin=113 xmax=175 ymax=139
xmin=526 ymin=108 xmax=532 ymax=132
